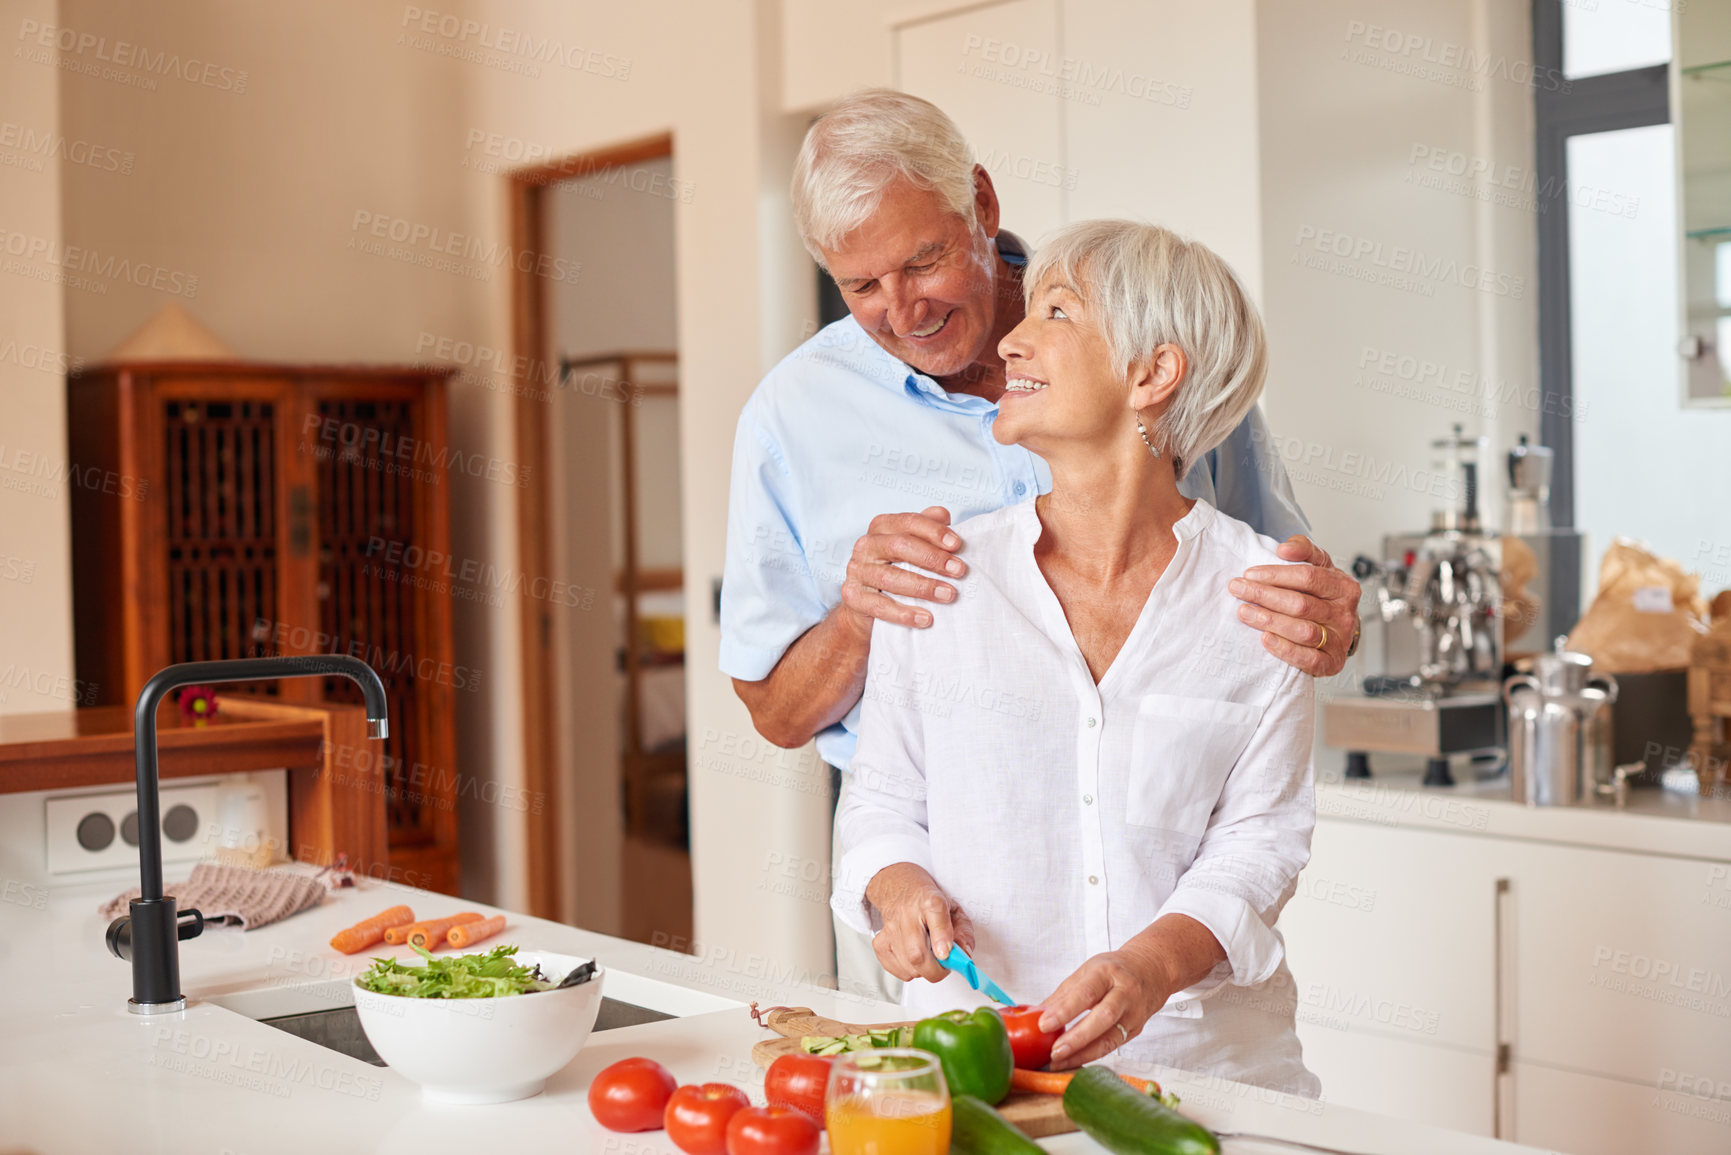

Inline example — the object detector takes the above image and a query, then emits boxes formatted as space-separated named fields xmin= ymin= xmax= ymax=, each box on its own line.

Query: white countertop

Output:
xmin=0 ymin=869 xmax=1553 ymax=1154
xmin=1314 ymin=763 xmax=1731 ymax=862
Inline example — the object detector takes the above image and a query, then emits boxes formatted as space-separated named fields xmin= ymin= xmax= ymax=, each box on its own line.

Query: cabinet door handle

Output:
xmin=1493 ymin=876 xmax=1511 ymax=1138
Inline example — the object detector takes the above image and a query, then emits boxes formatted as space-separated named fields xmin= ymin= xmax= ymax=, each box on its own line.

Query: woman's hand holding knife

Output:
xmin=865 ymin=862 xmax=977 ymax=984
xmin=866 ymin=878 xmax=1231 ymax=1074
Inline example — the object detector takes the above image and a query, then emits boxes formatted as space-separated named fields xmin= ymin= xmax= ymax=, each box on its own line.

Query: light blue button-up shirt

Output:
xmin=722 ymin=251 xmax=1310 ymax=771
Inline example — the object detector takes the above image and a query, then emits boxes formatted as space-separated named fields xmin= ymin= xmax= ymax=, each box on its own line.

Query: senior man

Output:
xmin=721 ymin=89 xmax=1360 ymax=1000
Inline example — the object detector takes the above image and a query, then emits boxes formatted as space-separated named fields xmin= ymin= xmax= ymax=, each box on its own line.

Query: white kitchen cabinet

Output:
xmin=1280 ymin=819 xmax=1508 ymax=1133
xmin=1512 ymin=1061 xmax=1731 ymax=1155
xmin=895 ymin=0 xmax=1067 ymax=243
xmin=1296 ymin=1023 xmax=1497 ymax=1137
xmin=1506 ymin=839 xmax=1731 ymax=1094
xmin=1059 ymin=0 xmax=1264 ymax=289
xmin=1284 ymin=803 xmax=1731 ymax=1154
xmin=892 ymin=0 xmax=1265 ymax=286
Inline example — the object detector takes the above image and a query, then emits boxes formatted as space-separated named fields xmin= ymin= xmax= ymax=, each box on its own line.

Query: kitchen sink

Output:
xmin=591 ymin=996 xmax=680 ymax=1032
xmin=259 ymin=997 xmax=677 ymax=1067
xmin=263 ymin=1004 xmax=388 ymax=1066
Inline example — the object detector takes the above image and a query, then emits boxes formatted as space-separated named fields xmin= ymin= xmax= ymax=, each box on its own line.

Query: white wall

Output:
xmin=42 ymin=0 xmax=839 ymax=977
xmin=459 ymin=0 xmax=830 ymax=967
xmin=54 ymin=0 xmax=506 ymax=895
xmin=0 ymin=0 xmax=75 ymax=717
xmin=1255 ymin=0 xmax=1539 ymax=579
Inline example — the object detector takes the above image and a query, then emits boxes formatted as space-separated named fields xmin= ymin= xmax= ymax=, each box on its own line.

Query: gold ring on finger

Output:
xmin=1113 ymin=1023 xmax=1128 ymax=1045
xmin=1314 ymin=623 xmax=1329 ymax=651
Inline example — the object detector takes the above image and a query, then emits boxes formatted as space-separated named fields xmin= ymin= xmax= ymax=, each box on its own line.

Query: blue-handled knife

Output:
xmin=940 ymin=944 xmax=1017 ymax=1006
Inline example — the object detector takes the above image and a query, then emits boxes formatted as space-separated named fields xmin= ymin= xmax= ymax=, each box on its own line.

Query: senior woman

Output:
xmin=833 ymin=219 xmax=1319 ymax=1095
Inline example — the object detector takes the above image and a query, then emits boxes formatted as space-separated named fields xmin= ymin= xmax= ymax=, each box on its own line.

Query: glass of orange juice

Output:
xmin=825 ymin=1049 xmax=952 ymax=1155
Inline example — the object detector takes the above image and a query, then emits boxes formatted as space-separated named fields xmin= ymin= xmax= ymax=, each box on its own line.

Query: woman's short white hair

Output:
xmin=792 ymin=88 xmax=978 ymax=267
xmin=1025 ymin=220 xmax=1268 ymax=481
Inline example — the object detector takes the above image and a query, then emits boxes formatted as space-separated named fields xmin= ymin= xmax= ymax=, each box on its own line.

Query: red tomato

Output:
xmin=1000 ymin=1004 xmax=1063 ymax=1070
xmin=762 ymin=1053 xmax=833 ymax=1123
xmin=725 ymin=1105 xmax=820 ymax=1155
xmin=665 ymin=1083 xmax=751 ymax=1155
xmin=588 ymin=1057 xmax=677 ymax=1132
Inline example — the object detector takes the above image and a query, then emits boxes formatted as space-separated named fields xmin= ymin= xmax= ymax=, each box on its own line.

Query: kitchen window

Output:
xmin=1532 ymin=0 xmax=1670 ymax=536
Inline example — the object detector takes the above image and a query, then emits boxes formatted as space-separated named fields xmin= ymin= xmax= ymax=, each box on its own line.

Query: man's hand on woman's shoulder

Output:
xmin=732 ymin=505 xmax=972 ymax=749
xmin=839 ymin=506 xmax=968 ymax=635
xmin=1228 ymin=534 xmax=1362 ymax=678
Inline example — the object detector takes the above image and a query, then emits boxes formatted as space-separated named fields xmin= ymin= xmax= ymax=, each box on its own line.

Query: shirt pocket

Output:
xmin=1126 ymin=694 xmax=1262 ymax=839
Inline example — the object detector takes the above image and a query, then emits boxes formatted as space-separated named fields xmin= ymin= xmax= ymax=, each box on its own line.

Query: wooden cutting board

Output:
xmin=750 ymin=1007 xmax=1076 ymax=1139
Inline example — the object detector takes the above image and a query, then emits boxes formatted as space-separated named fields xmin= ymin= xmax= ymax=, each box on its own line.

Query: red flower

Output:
xmin=177 ymin=685 xmax=219 ymax=724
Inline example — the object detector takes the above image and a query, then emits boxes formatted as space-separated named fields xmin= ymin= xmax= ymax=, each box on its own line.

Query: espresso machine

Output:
xmin=1326 ymin=425 xmax=1504 ymax=784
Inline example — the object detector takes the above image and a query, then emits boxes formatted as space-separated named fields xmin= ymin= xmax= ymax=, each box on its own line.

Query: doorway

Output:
xmin=508 ymin=137 xmax=691 ymax=946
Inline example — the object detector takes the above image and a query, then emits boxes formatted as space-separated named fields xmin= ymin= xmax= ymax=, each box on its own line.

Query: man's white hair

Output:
xmin=1025 ymin=219 xmax=1268 ymax=481
xmin=792 ymin=88 xmax=978 ymax=268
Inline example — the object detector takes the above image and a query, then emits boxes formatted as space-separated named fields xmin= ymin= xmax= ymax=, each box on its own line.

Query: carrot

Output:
xmin=1011 ymin=1069 xmax=1073 ymax=1096
xmin=1010 ymin=1068 xmax=1162 ymax=1098
xmin=328 ymin=905 xmax=415 ymax=955
xmin=382 ymin=923 xmax=416 ymax=945
xmin=405 ymin=911 xmax=486 ymax=950
xmin=444 ymin=914 xmax=506 ymax=949
xmin=1116 ymin=1072 xmax=1161 ymax=1096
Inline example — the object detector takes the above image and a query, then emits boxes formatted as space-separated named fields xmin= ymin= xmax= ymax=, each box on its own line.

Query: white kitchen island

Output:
xmin=0 ymin=871 xmax=1553 ymax=1155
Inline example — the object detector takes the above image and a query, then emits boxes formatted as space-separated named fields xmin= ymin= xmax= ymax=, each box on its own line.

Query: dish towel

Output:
xmin=100 ymin=862 xmax=325 ymax=930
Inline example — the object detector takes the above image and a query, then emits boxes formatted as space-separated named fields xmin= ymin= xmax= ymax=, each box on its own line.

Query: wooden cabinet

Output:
xmin=1282 ymin=810 xmax=1731 ymax=1153
xmin=0 ymin=698 xmax=388 ymax=877
xmin=66 ymin=362 xmax=460 ymax=893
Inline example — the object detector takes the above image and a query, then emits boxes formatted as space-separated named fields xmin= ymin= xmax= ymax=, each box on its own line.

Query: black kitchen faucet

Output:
xmin=105 ymin=656 xmax=389 ymax=1013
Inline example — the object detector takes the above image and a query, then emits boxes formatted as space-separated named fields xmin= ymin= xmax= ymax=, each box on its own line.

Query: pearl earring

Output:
xmin=1135 ymin=416 xmax=1163 ymax=460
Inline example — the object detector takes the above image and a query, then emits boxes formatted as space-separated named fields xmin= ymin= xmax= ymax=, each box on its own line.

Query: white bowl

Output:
xmin=352 ymin=950 xmax=605 ymax=1104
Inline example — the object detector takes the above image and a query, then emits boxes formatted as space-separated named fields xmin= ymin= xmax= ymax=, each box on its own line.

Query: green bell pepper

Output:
xmin=912 ymin=1007 xmax=1014 ymax=1105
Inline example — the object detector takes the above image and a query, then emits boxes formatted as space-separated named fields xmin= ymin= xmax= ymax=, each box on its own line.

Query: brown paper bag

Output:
xmin=1500 ymin=535 xmax=1542 ymax=642
xmin=1566 ymin=538 xmax=1708 ymax=674
xmin=1709 ymin=590 xmax=1731 ymax=635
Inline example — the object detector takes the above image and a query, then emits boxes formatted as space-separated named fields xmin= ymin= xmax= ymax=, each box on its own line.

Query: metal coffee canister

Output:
xmin=1504 ymin=638 xmax=1619 ymax=806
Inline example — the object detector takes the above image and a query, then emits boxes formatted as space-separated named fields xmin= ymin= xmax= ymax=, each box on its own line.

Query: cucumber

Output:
xmin=1062 ymin=1066 xmax=1220 ymax=1155
xmin=801 ymin=1035 xmax=850 ymax=1055
xmin=950 ymin=1094 xmax=1044 ymax=1155
xmin=800 ymin=1028 xmax=913 ymax=1056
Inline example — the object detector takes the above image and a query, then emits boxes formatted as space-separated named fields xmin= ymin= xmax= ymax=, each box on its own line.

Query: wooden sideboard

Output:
xmin=0 ymin=697 xmax=405 ymax=882
xmin=66 ymin=362 xmax=460 ymax=892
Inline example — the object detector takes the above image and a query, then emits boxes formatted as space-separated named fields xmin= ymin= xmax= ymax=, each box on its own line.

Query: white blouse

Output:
xmin=834 ymin=497 xmax=1320 ymax=1095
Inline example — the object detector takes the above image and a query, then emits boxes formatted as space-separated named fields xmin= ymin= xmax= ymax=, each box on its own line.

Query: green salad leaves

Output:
xmin=357 ymin=943 xmax=552 ymax=998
